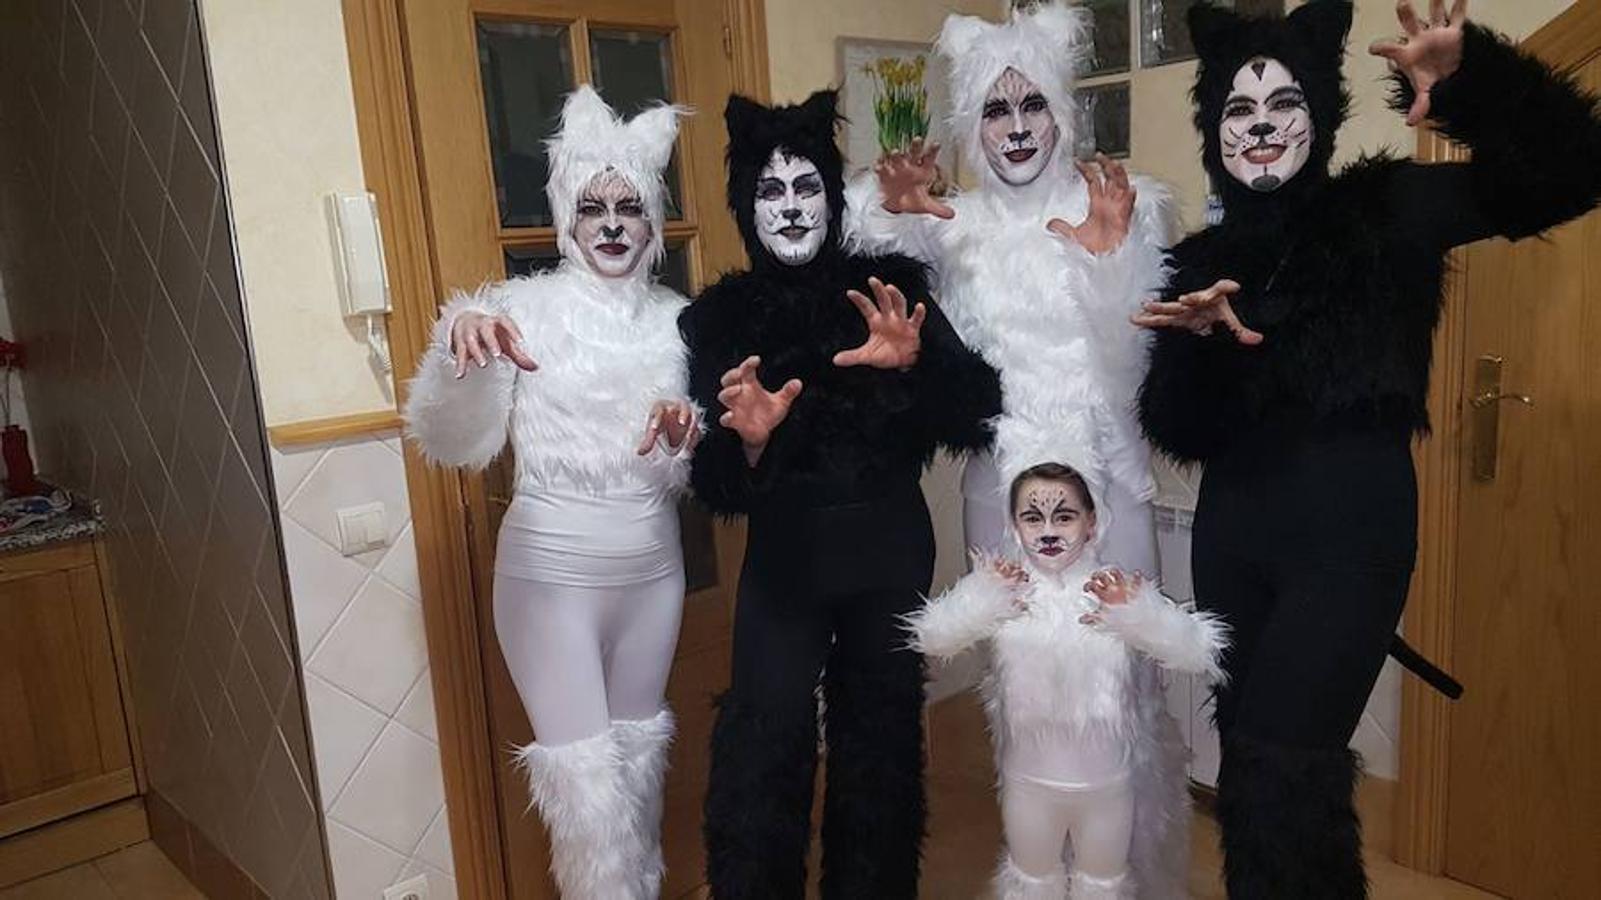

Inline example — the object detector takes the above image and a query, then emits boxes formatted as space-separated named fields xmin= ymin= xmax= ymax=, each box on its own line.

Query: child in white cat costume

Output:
xmin=403 ymin=86 xmax=693 ymax=900
xmin=846 ymin=1 xmax=1175 ymax=575
xmin=908 ymin=464 xmax=1226 ymax=899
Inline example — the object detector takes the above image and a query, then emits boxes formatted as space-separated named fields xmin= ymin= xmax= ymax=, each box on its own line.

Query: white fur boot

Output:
xmin=614 ymin=709 xmax=675 ymax=899
xmin=512 ymin=730 xmax=645 ymax=899
xmin=1069 ymin=870 xmax=1134 ymax=900
xmin=994 ymin=854 xmax=1069 ymax=900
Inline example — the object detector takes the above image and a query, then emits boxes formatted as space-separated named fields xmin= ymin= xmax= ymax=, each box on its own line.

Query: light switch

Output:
xmin=336 ymin=502 xmax=388 ymax=556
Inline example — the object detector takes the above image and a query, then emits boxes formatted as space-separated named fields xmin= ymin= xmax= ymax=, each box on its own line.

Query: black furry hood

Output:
xmin=724 ymin=91 xmax=848 ymax=276
xmin=1189 ymin=0 xmax=1353 ymax=215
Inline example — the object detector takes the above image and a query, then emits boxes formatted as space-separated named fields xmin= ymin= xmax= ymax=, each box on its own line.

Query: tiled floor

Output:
xmin=0 ymin=843 xmax=201 ymax=900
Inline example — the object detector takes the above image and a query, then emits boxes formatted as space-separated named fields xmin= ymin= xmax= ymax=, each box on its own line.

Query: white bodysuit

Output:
xmin=405 ymin=265 xmax=693 ymax=746
xmin=909 ymin=551 xmax=1226 ymax=898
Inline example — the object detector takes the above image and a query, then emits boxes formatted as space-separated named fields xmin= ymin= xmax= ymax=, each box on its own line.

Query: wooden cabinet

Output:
xmin=0 ymin=538 xmax=139 ymax=841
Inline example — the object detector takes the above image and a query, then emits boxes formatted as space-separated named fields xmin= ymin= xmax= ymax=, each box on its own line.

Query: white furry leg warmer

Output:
xmin=994 ymin=854 xmax=1069 ymax=900
xmin=614 ymin=709 xmax=675 ymax=899
xmin=1068 ymin=870 xmax=1134 ymax=900
xmin=512 ymin=731 xmax=645 ymax=899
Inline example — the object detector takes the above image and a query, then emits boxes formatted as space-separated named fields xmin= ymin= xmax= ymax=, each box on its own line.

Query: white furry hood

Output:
xmin=937 ymin=1 xmax=1091 ymax=180
xmin=546 ymin=85 xmax=688 ymax=270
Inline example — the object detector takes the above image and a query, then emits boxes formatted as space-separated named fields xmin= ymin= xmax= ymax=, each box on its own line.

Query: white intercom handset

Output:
xmin=327 ymin=192 xmax=394 ymax=372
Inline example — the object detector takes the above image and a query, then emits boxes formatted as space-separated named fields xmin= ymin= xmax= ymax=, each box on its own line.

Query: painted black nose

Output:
xmin=1249 ymin=121 xmax=1276 ymax=138
xmin=782 ymin=208 xmax=802 ymax=222
xmin=1008 ymin=130 xmax=1030 ymax=143
xmin=601 ymin=224 xmax=625 ymax=240
xmin=1039 ymin=534 xmax=1061 ymax=545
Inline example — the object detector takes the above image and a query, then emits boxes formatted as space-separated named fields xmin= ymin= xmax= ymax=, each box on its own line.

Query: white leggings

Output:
xmin=492 ymin=489 xmax=685 ymax=747
xmin=1001 ymin=775 xmax=1134 ymax=881
xmin=961 ymin=452 xmax=1159 ymax=576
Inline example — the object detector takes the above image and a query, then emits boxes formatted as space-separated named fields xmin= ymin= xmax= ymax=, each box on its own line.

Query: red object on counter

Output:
xmin=3 ymin=425 xmax=40 ymax=497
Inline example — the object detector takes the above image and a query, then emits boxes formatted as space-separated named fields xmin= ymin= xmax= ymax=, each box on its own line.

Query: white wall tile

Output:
xmin=308 ymin=576 xmax=428 ymax=715
xmin=395 ymin=670 xmax=439 ymax=743
xmin=414 ymin=810 xmax=455 ymax=877
xmin=396 ymin=861 xmax=458 ymax=900
xmin=331 ymin=722 xmax=446 ymax=856
xmin=282 ymin=518 xmax=368 ymax=657
xmin=285 ymin=439 xmax=410 ymax=564
xmin=376 ymin=523 xmax=421 ymax=601
xmin=271 ymin=445 xmax=324 ymax=507
xmin=326 ymin=820 xmax=407 ymax=900
xmin=304 ymin=674 xmax=387 ymax=811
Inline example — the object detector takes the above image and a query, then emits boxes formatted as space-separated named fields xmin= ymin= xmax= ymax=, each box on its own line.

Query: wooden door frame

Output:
xmin=339 ymin=2 xmax=770 ymax=896
xmin=1394 ymin=0 xmax=1601 ymax=873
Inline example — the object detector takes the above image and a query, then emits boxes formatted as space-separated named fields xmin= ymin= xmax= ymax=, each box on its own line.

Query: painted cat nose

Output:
xmin=1248 ymin=121 xmax=1276 ymax=138
xmin=1039 ymin=535 xmax=1061 ymax=545
xmin=1008 ymin=130 xmax=1030 ymax=143
xmin=782 ymin=208 xmax=802 ymax=222
xmin=601 ymin=224 xmax=625 ymax=239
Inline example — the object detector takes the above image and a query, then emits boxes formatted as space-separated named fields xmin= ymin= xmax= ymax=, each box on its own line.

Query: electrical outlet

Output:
xmin=382 ymin=874 xmax=430 ymax=900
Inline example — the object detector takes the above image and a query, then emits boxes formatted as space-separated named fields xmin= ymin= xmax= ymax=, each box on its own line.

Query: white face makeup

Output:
xmin=754 ymin=149 xmax=830 ymax=266
xmin=1011 ymin=477 xmax=1095 ymax=577
xmin=1219 ymin=57 xmax=1314 ymax=193
xmin=980 ymin=68 xmax=1059 ymax=187
xmin=573 ymin=169 xmax=653 ymax=278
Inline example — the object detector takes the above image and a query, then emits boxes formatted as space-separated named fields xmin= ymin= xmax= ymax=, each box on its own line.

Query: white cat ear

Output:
xmin=625 ymin=103 xmax=688 ymax=172
xmin=557 ymin=84 xmax=622 ymax=142
xmin=1021 ymin=1 xmax=1091 ymax=51
xmin=936 ymin=13 xmax=989 ymax=60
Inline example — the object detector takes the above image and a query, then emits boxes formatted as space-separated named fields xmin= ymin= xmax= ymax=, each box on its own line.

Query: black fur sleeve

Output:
xmin=680 ymin=282 xmax=769 ymax=516
xmin=913 ymin=301 xmax=1001 ymax=453
xmin=1138 ymin=327 xmax=1240 ymax=465
xmin=1389 ymin=22 xmax=1601 ymax=248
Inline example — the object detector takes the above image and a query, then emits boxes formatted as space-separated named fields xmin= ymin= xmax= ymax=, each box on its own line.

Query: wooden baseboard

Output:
xmin=0 ymin=797 xmax=148 ymax=888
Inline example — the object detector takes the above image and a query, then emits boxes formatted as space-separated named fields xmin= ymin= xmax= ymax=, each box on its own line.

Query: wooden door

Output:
xmin=397 ymin=2 xmax=750 ymax=896
xmin=1438 ymin=31 xmax=1601 ymax=900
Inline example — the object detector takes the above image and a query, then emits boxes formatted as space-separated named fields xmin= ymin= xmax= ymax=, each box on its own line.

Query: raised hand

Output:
xmin=636 ymin=399 xmax=701 ymax=457
xmin=973 ymin=549 xmax=1032 ymax=615
xmin=1369 ymin=0 xmax=1468 ymax=126
xmin=1081 ymin=569 xmax=1145 ymax=625
xmin=875 ymin=137 xmax=956 ymax=220
xmin=834 ymin=277 xmax=928 ymax=371
xmin=716 ymin=356 xmax=803 ymax=465
xmin=450 ymin=311 xmax=539 ymax=379
xmin=1047 ymin=154 xmax=1135 ymax=256
xmin=1132 ymin=279 xmax=1265 ymax=346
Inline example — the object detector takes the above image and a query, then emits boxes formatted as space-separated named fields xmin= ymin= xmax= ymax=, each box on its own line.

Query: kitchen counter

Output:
xmin=0 ymin=497 xmax=104 ymax=553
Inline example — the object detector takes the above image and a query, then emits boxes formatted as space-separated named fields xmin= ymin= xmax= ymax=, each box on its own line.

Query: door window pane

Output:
xmin=1081 ymin=0 xmax=1131 ymax=76
xmin=477 ymin=21 xmax=575 ymax=228
xmin=1074 ymin=82 xmax=1131 ymax=158
xmin=590 ymin=29 xmax=682 ymax=219
xmin=1141 ymin=0 xmax=1283 ymax=66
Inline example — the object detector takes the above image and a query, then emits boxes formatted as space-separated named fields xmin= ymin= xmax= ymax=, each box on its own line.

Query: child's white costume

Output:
xmin=908 ymin=552 xmax=1225 ymax=899
xmin=845 ymin=2 xmax=1175 ymax=573
xmin=403 ymin=86 xmax=690 ymax=900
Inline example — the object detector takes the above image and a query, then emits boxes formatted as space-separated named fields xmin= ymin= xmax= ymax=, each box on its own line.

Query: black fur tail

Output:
xmin=1216 ymin=733 xmax=1368 ymax=900
xmin=703 ymin=693 xmax=820 ymax=900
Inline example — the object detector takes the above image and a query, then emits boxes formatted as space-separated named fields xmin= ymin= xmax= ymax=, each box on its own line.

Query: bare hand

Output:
xmin=973 ymin=549 xmax=1032 ymax=614
xmin=1047 ymin=154 xmax=1135 ymax=256
xmin=450 ymin=311 xmax=539 ymax=378
xmin=716 ymin=356 xmax=802 ymax=464
xmin=1369 ymin=0 xmax=1468 ymax=127
xmin=875 ymin=137 xmax=956 ymax=220
xmin=1132 ymin=279 xmax=1264 ymax=346
xmin=1080 ymin=569 xmax=1145 ymax=624
xmin=636 ymin=400 xmax=701 ymax=457
xmin=834 ymin=277 xmax=927 ymax=371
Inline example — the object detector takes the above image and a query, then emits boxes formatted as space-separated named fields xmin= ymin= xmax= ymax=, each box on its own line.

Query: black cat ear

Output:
xmin=800 ymin=89 xmax=840 ymax=124
xmin=724 ymin=94 xmax=763 ymax=132
xmin=1288 ymin=0 xmax=1353 ymax=59
xmin=1187 ymin=2 xmax=1243 ymax=60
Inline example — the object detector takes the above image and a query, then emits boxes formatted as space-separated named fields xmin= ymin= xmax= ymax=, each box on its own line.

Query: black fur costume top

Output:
xmin=681 ymin=91 xmax=1001 ymax=513
xmin=1139 ymin=0 xmax=1601 ymax=463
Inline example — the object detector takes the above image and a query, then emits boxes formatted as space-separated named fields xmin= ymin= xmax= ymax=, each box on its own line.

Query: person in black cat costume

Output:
xmin=1134 ymin=1 xmax=1601 ymax=896
xmin=680 ymin=90 xmax=1001 ymax=899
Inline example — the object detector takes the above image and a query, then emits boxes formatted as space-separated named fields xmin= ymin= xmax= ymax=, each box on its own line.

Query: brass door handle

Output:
xmin=1469 ymin=391 xmax=1534 ymax=409
xmin=1471 ymin=355 xmax=1533 ymax=481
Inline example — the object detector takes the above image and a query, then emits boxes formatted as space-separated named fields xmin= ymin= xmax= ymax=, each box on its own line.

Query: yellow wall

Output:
xmin=202 ymin=0 xmax=388 ymax=426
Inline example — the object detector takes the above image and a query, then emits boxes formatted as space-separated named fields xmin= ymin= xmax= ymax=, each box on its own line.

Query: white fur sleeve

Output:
xmin=1096 ymin=581 xmax=1228 ymax=680
xmin=402 ymin=287 xmax=518 ymax=469
xmin=842 ymin=171 xmax=945 ymax=266
xmin=1065 ymin=176 xmax=1176 ymax=386
xmin=904 ymin=567 xmax=1018 ymax=661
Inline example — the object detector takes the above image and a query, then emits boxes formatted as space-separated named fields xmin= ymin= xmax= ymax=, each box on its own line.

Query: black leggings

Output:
xmin=705 ymin=482 xmax=933 ymax=900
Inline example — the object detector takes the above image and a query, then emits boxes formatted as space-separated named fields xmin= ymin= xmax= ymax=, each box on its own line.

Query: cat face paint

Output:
xmin=1011 ymin=477 xmax=1095 ymax=576
xmin=573 ymin=170 xmax=653 ymax=278
xmin=980 ymin=68 xmax=1059 ymax=186
xmin=1219 ymin=57 xmax=1314 ymax=193
xmin=754 ymin=149 xmax=829 ymax=265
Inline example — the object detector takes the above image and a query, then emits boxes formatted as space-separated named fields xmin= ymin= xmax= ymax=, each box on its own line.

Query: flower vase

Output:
xmin=3 ymin=425 xmax=41 ymax=497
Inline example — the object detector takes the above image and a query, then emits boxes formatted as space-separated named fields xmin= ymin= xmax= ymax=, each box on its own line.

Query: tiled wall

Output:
xmin=272 ymin=433 xmax=456 ymax=900
xmin=0 ymin=1 xmax=330 ymax=896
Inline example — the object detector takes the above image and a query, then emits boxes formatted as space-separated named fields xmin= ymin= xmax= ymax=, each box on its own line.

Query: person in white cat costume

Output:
xmin=845 ymin=1 xmax=1175 ymax=574
xmin=908 ymin=463 xmax=1226 ymax=899
xmin=403 ymin=86 xmax=694 ymax=899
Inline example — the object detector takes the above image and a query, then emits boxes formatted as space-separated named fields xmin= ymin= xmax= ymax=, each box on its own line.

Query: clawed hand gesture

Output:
xmin=834 ymin=277 xmax=927 ymax=371
xmin=635 ymin=400 xmax=700 ymax=457
xmin=875 ymin=137 xmax=956 ymax=220
xmin=1132 ymin=278 xmax=1265 ymax=346
xmin=975 ymin=549 xmax=1032 ymax=615
xmin=1048 ymin=154 xmax=1135 ymax=257
xmin=1080 ymin=569 xmax=1144 ymax=625
xmin=449 ymin=311 xmax=539 ymax=378
xmin=716 ymin=356 xmax=803 ymax=464
xmin=1369 ymin=0 xmax=1469 ymax=127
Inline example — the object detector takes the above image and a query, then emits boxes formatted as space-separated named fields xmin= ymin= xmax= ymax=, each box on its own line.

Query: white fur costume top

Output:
xmin=844 ymin=2 xmax=1176 ymax=512
xmin=403 ymin=86 xmax=693 ymax=496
